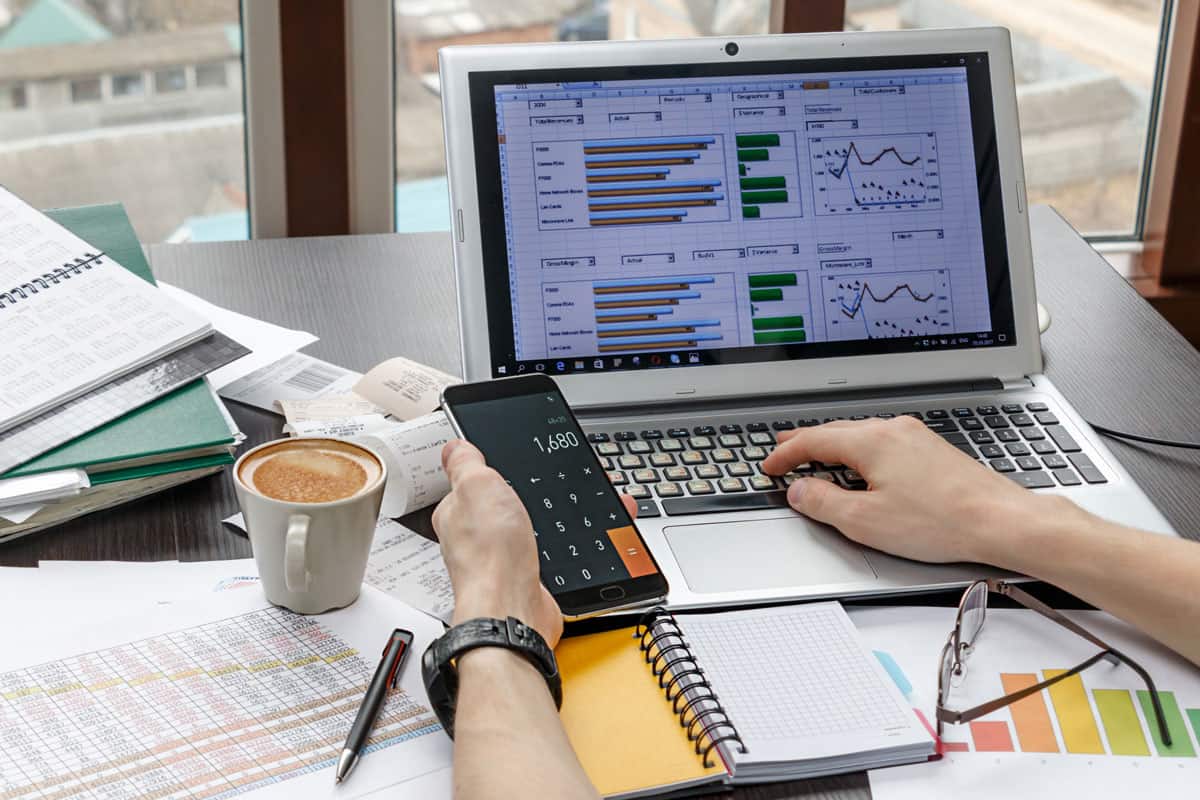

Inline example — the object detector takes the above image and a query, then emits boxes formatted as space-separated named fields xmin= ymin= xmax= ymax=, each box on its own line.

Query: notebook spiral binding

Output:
xmin=635 ymin=607 xmax=747 ymax=768
xmin=0 ymin=252 xmax=105 ymax=309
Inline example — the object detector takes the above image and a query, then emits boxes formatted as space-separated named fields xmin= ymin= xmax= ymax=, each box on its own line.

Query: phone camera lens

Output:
xmin=725 ymin=42 xmax=739 ymax=56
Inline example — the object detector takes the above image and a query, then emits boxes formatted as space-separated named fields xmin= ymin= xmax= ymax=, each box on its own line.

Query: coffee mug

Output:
xmin=233 ymin=437 xmax=387 ymax=614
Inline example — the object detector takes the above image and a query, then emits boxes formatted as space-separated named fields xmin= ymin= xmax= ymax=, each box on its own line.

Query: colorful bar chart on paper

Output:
xmin=872 ymin=649 xmax=1200 ymax=759
xmin=734 ymin=131 xmax=804 ymax=221
xmin=534 ymin=136 xmax=731 ymax=229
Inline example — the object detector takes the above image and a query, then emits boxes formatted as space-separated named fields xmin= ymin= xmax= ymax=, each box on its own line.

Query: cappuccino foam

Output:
xmin=239 ymin=439 xmax=382 ymax=503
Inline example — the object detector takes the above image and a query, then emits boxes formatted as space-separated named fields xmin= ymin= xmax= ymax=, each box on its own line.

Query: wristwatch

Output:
xmin=421 ymin=616 xmax=562 ymax=738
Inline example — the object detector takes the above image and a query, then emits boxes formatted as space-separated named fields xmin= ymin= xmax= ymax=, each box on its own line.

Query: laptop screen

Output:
xmin=466 ymin=53 xmax=1016 ymax=377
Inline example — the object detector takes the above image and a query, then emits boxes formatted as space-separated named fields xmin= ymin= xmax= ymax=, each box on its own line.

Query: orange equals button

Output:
xmin=605 ymin=526 xmax=658 ymax=577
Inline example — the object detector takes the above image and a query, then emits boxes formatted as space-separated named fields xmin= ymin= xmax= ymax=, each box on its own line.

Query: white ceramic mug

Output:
xmin=233 ymin=437 xmax=386 ymax=614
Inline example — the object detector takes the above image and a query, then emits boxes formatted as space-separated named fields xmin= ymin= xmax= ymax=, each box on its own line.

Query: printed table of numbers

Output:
xmin=0 ymin=607 xmax=440 ymax=800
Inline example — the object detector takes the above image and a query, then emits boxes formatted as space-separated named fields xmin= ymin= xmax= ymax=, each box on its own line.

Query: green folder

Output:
xmin=2 ymin=204 xmax=237 ymax=482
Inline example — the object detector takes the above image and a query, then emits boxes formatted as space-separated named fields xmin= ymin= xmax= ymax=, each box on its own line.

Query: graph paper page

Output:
xmin=678 ymin=602 xmax=930 ymax=769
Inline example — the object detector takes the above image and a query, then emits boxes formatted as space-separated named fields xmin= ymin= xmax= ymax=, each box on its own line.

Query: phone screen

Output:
xmin=443 ymin=376 xmax=668 ymax=616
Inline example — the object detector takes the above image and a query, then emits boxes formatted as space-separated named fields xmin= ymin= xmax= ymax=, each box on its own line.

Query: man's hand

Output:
xmin=761 ymin=416 xmax=1051 ymax=565
xmin=432 ymin=440 xmax=637 ymax=648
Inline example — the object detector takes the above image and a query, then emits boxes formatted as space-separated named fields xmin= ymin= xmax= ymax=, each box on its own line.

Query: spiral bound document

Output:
xmin=0 ymin=186 xmax=211 ymax=433
xmin=555 ymin=602 xmax=935 ymax=798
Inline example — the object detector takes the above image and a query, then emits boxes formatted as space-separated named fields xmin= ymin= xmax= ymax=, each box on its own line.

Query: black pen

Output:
xmin=335 ymin=628 xmax=414 ymax=783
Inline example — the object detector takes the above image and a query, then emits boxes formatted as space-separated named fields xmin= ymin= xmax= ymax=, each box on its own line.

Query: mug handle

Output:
xmin=285 ymin=514 xmax=311 ymax=593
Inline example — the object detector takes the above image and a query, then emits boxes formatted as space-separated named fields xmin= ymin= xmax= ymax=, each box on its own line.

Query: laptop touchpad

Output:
xmin=664 ymin=515 xmax=877 ymax=593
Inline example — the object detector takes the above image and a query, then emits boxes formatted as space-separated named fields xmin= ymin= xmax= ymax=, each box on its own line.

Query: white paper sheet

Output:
xmin=220 ymin=352 xmax=361 ymax=413
xmin=158 ymin=283 xmax=318 ymax=389
xmin=0 ymin=187 xmax=211 ymax=431
xmin=0 ymin=503 xmax=45 ymax=524
xmin=852 ymin=606 xmax=1200 ymax=799
xmin=279 ymin=393 xmax=382 ymax=424
xmin=0 ymin=568 xmax=452 ymax=800
xmin=284 ymin=413 xmax=395 ymax=440
xmin=357 ymin=412 xmax=453 ymax=517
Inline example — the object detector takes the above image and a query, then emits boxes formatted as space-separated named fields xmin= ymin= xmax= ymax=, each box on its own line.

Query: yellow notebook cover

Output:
xmin=556 ymin=626 xmax=727 ymax=798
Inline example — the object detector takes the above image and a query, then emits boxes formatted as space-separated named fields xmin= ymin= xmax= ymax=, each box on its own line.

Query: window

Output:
xmin=111 ymin=72 xmax=144 ymax=97
xmin=70 ymin=77 xmax=102 ymax=103
xmin=0 ymin=84 xmax=26 ymax=110
xmin=195 ymin=62 xmax=228 ymax=89
xmin=844 ymin=0 xmax=1171 ymax=238
xmin=154 ymin=66 xmax=188 ymax=93
xmin=0 ymin=1 xmax=247 ymax=243
xmin=392 ymin=0 xmax=772 ymax=232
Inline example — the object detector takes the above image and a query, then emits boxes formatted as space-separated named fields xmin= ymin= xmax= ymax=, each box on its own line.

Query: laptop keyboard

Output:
xmin=587 ymin=401 xmax=1107 ymax=518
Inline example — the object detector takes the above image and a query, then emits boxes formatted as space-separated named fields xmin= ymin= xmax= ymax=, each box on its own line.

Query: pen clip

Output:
xmin=383 ymin=629 xmax=413 ymax=690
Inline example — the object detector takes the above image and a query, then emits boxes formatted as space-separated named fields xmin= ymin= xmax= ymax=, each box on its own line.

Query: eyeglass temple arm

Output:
xmin=973 ymin=583 xmax=1173 ymax=746
xmin=937 ymin=650 xmax=1109 ymax=725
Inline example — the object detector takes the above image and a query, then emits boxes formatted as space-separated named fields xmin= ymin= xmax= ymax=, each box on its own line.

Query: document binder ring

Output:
xmin=635 ymin=607 xmax=748 ymax=769
xmin=0 ymin=252 xmax=105 ymax=308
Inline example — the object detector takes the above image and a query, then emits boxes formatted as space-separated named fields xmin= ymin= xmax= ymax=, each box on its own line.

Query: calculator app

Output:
xmin=448 ymin=390 xmax=659 ymax=594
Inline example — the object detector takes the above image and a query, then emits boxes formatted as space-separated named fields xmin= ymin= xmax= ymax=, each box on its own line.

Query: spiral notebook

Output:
xmin=0 ymin=186 xmax=210 ymax=432
xmin=556 ymin=602 xmax=935 ymax=798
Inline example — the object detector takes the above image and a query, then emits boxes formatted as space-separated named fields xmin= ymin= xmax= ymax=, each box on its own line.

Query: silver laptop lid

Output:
xmin=440 ymin=29 xmax=1040 ymax=409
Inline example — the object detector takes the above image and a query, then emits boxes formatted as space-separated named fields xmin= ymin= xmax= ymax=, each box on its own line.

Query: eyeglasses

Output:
xmin=935 ymin=579 xmax=1172 ymax=748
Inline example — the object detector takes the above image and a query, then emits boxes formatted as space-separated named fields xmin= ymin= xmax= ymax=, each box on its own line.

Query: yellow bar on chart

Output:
xmin=1093 ymin=690 xmax=1150 ymax=756
xmin=1044 ymin=669 xmax=1105 ymax=754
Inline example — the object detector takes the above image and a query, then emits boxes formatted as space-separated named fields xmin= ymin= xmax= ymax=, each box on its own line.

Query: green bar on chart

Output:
xmin=969 ymin=721 xmax=1014 ymax=752
xmin=736 ymin=133 xmax=780 ymax=148
xmin=737 ymin=148 xmax=770 ymax=161
xmin=1138 ymin=690 xmax=1197 ymax=757
xmin=1043 ymin=670 xmax=1105 ymax=754
xmin=747 ymin=273 xmax=798 ymax=288
xmin=749 ymin=288 xmax=783 ymax=302
xmin=741 ymin=190 xmax=788 ymax=204
xmin=742 ymin=206 xmax=761 ymax=219
xmin=1000 ymin=673 xmax=1060 ymax=752
xmin=1093 ymin=690 xmax=1150 ymax=756
xmin=740 ymin=176 xmax=786 ymax=190
xmin=752 ymin=315 xmax=805 ymax=331
xmin=753 ymin=329 xmax=806 ymax=344
xmin=738 ymin=163 xmax=747 ymax=176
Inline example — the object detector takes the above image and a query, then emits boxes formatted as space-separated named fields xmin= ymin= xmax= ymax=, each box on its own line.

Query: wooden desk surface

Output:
xmin=3 ymin=205 xmax=1198 ymax=799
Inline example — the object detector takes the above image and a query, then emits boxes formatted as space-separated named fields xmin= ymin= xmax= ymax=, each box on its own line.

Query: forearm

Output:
xmin=978 ymin=495 xmax=1200 ymax=665
xmin=453 ymin=647 xmax=599 ymax=800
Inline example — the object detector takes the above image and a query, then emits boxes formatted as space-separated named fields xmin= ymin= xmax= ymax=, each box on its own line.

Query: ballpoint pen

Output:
xmin=335 ymin=628 xmax=415 ymax=784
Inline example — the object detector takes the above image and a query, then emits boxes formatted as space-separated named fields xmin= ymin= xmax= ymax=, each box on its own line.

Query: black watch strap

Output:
xmin=421 ymin=617 xmax=562 ymax=739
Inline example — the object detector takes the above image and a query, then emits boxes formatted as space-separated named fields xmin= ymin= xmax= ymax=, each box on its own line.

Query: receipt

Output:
xmin=279 ymin=393 xmax=382 ymax=424
xmin=358 ymin=413 xmax=453 ymax=517
xmin=365 ymin=519 xmax=454 ymax=624
xmin=284 ymin=414 xmax=394 ymax=440
xmin=220 ymin=353 xmax=361 ymax=414
xmin=354 ymin=357 xmax=460 ymax=421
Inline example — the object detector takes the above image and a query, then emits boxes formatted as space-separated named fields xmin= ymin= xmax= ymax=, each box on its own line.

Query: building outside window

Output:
xmin=69 ymin=76 xmax=101 ymax=102
xmin=153 ymin=65 xmax=188 ymax=93
xmin=111 ymin=71 xmax=144 ymax=97
xmin=0 ymin=0 xmax=247 ymax=243
xmin=844 ymin=0 xmax=1169 ymax=238
xmin=195 ymin=61 xmax=227 ymax=89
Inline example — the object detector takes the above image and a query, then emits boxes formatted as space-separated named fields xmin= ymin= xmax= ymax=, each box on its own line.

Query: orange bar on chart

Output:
xmin=1000 ymin=673 xmax=1061 ymax=752
xmin=969 ymin=721 xmax=1015 ymax=752
xmin=1044 ymin=669 xmax=1105 ymax=754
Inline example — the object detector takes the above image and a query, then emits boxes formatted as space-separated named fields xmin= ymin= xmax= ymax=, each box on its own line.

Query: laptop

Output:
xmin=437 ymin=28 xmax=1177 ymax=610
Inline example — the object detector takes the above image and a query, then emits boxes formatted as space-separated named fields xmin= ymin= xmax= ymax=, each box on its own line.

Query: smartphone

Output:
xmin=441 ymin=374 xmax=669 ymax=619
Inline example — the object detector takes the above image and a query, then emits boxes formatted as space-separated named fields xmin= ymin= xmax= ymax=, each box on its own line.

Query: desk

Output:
xmin=3 ymin=205 xmax=1198 ymax=799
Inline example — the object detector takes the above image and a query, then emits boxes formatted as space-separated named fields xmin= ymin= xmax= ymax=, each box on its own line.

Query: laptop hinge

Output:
xmin=1000 ymin=375 xmax=1036 ymax=391
xmin=575 ymin=377 xmax=1008 ymax=419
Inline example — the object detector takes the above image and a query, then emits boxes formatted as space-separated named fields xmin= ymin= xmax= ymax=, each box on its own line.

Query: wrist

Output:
xmin=968 ymin=493 xmax=1087 ymax=574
